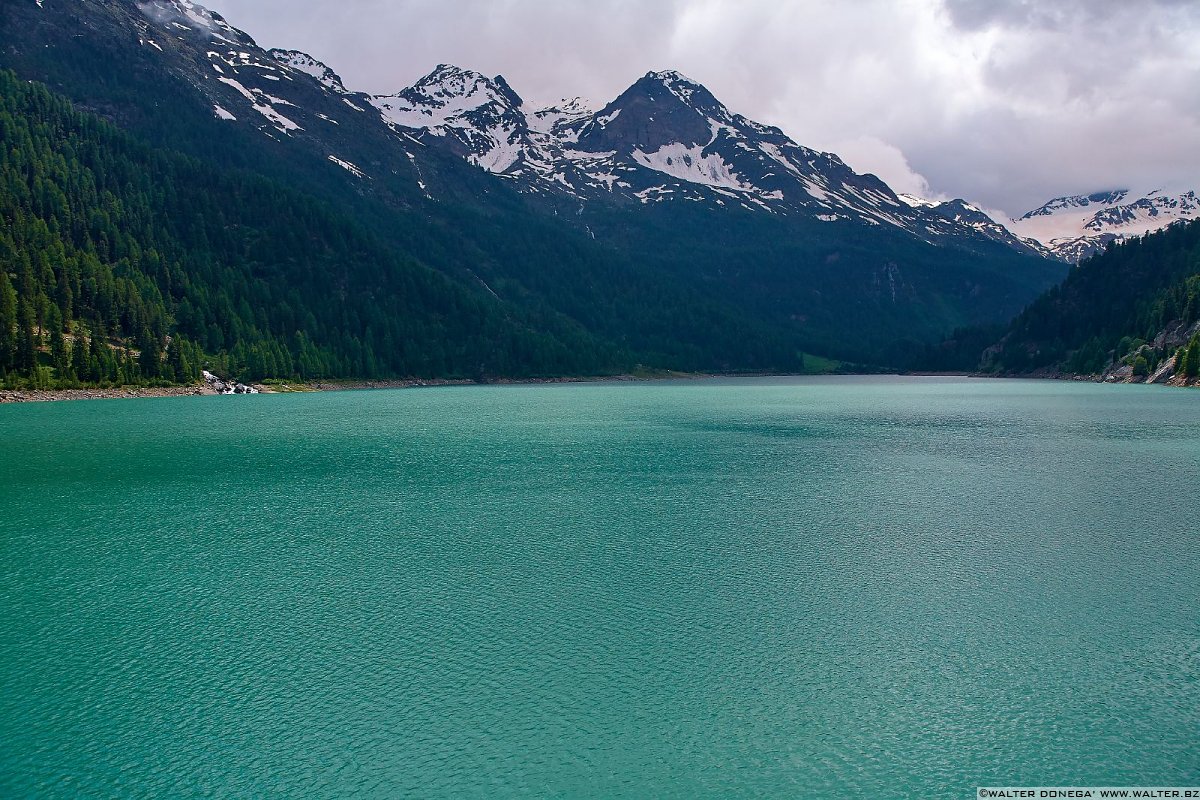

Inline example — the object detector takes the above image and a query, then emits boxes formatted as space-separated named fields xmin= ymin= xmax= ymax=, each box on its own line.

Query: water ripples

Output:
xmin=1 ymin=378 xmax=1197 ymax=797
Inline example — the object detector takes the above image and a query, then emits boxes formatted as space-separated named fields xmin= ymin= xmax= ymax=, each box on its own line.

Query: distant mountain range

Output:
xmin=369 ymin=63 xmax=1052 ymax=256
xmin=1005 ymin=188 xmax=1199 ymax=263
xmin=318 ymin=55 xmax=1197 ymax=267
xmin=0 ymin=0 xmax=1188 ymax=385
xmin=15 ymin=0 xmax=1058 ymax=255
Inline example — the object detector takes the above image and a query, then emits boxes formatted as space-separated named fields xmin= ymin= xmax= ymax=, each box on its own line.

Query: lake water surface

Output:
xmin=1 ymin=377 xmax=1197 ymax=797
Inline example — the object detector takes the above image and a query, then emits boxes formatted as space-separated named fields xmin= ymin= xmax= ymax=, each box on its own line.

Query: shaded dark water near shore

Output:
xmin=1 ymin=377 xmax=1197 ymax=797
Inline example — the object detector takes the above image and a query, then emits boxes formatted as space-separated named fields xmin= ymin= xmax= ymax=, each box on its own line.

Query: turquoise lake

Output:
xmin=1 ymin=377 xmax=1197 ymax=798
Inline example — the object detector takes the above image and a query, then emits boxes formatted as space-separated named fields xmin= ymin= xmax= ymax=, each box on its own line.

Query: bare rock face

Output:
xmin=1153 ymin=319 xmax=1200 ymax=352
xmin=1148 ymin=355 xmax=1176 ymax=384
xmin=1099 ymin=319 xmax=1200 ymax=385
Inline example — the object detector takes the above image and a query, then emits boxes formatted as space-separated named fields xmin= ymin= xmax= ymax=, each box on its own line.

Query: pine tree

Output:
xmin=1132 ymin=354 xmax=1149 ymax=377
xmin=1184 ymin=336 xmax=1200 ymax=379
xmin=16 ymin=295 xmax=36 ymax=371
xmin=1178 ymin=343 xmax=1194 ymax=380
xmin=137 ymin=328 xmax=160 ymax=381
xmin=0 ymin=269 xmax=16 ymax=371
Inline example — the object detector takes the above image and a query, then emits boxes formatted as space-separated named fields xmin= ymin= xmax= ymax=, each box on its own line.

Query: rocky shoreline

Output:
xmin=0 ymin=370 xmax=256 ymax=404
xmin=0 ymin=385 xmax=214 ymax=403
xmin=0 ymin=371 xmax=712 ymax=404
xmin=1002 ymin=359 xmax=1200 ymax=389
xmin=4 ymin=369 xmax=1190 ymax=405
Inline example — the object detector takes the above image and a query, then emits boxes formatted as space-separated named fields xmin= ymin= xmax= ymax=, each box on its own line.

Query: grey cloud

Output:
xmin=204 ymin=0 xmax=1200 ymax=216
xmin=944 ymin=0 xmax=1196 ymax=33
xmin=944 ymin=0 xmax=1094 ymax=32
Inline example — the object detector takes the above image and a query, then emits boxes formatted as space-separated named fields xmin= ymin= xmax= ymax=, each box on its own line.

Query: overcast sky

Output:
xmin=204 ymin=0 xmax=1200 ymax=216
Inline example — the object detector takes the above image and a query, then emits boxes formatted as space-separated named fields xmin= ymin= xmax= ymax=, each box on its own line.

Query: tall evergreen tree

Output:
xmin=0 ymin=268 xmax=17 ymax=371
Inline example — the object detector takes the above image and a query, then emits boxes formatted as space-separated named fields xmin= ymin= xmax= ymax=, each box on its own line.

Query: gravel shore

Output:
xmin=0 ymin=385 xmax=215 ymax=403
xmin=0 ymin=371 xmax=728 ymax=403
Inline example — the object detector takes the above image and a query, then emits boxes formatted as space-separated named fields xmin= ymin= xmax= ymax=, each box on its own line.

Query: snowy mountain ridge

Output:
xmin=42 ymin=0 xmax=1047 ymax=259
xmin=32 ymin=0 xmax=1188 ymax=266
xmin=366 ymin=65 xmax=1046 ymax=256
xmin=1006 ymin=188 xmax=1199 ymax=262
xmin=268 ymin=49 xmax=354 ymax=95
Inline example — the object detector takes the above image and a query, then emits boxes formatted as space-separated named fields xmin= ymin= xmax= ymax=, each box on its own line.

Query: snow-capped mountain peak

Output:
xmin=374 ymin=65 xmax=522 ymax=129
xmin=647 ymin=69 xmax=729 ymax=117
xmin=574 ymin=70 xmax=737 ymax=154
xmin=371 ymin=65 xmax=531 ymax=171
xmin=894 ymin=195 xmax=1046 ymax=257
xmin=358 ymin=64 xmax=1050 ymax=255
xmin=122 ymin=0 xmax=435 ymax=182
xmin=898 ymin=193 xmax=942 ymax=209
xmin=650 ymin=69 xmax=699 ymax=84
xmin=1018 ymin=190 xmax=1130 ymax=220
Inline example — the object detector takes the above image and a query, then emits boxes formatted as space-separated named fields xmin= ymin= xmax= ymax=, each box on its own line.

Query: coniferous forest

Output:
xmin=917 ymin=217 xmax=1200 ymax=376
xmin=0 ymin=71 xmax=623 ymax=388
xmin=981 ymin=218 xmax=1200 ymax=376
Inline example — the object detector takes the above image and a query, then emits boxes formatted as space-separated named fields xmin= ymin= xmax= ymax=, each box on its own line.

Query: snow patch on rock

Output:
xmin=632 ymin=143 xmax=752 ymax=192
xmin=328 ymin=155 xmax=367 ymax=178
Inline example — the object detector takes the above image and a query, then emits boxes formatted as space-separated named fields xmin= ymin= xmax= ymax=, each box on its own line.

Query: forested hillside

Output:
xmin=982 ymin=218 xmax=1200 ymax=378
xmin=0 ymin=71 xmax=623 ymax=387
